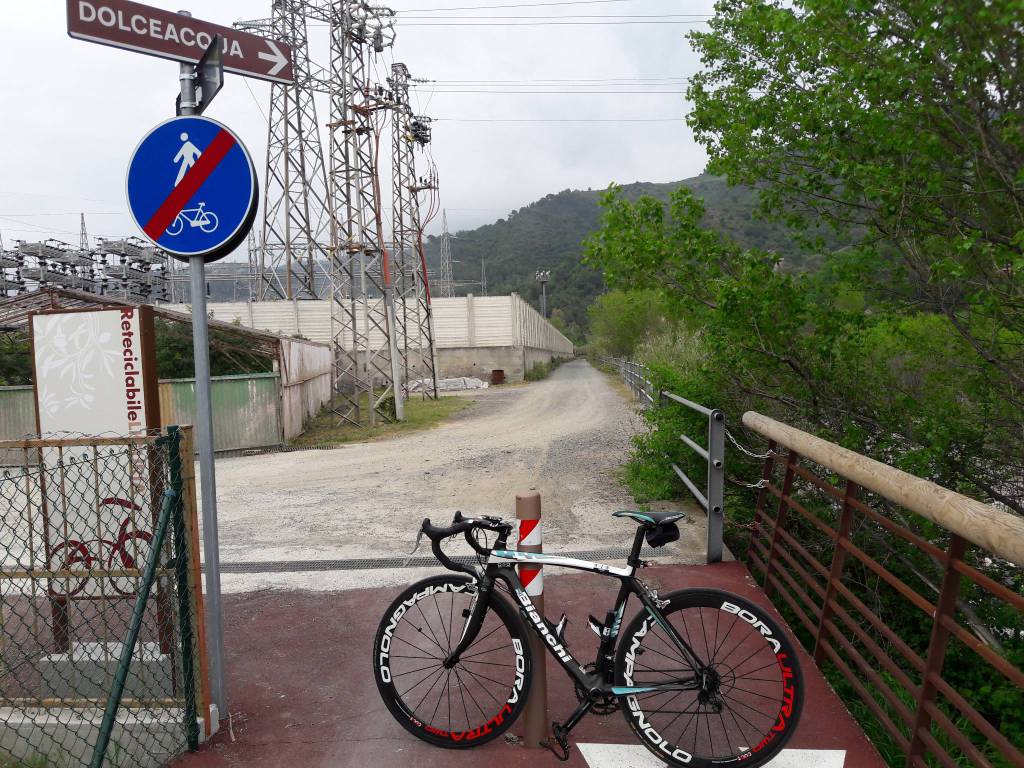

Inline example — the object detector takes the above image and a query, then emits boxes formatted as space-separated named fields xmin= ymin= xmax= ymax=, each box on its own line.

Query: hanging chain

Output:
xmin=725 ymin=428 xmax=775 ymax=460
xmin=728 ymin=476 xmax=769 ymax=490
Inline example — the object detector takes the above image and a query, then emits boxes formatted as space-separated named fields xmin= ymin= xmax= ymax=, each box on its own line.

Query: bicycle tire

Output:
xmin=373 ymin=574 xmax=532 ymax=748
xmin=166 ymin=215 xmax=184 ymax=237
xmin=614 ymin=588 xmax=803 ymax=768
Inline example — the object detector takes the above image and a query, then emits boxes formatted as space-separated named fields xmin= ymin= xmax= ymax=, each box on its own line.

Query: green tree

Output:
xmin=587 ymin=289 xmax=672 ymax=357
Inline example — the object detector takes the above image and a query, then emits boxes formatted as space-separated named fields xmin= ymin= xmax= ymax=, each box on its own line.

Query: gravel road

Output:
xmin=210 ymin=359 xmax=652 ymax=591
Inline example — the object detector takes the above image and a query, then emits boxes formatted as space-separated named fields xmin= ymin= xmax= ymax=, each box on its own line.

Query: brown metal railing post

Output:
xmin=763 ymin=450 xmax=799 ymax=596
xmin=906 ymin=534 xmax=967 ymax=765
xmin=747 ymin=440 xmax=777 ymax=571
xmin=516 ymin=492 xmax=548 ymax=748
xmin=814 ymin=480 xmax=859 ymax=665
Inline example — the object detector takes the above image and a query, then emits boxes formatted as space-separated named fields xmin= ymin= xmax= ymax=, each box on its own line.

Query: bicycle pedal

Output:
xmin=541 ymin=722 xmax=571 ymax=762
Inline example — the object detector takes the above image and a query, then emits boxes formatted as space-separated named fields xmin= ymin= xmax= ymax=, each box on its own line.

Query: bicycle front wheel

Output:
xmin=373 ymin=574 xmax=531 ymax=748
xmin=615 ymin=588 xmax=803 ymax=768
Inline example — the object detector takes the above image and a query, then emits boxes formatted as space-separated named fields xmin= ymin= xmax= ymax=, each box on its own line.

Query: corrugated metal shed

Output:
xmin=0 ymin=386 xmax=36 ymax=464
xmin=159 ymin=373 xmax=283 ymax=452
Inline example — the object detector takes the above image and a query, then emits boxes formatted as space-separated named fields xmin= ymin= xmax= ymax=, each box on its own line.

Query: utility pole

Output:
xmin=535 ymin=269 xmax=550 ymax=318
xmin=481 ymin=259 xmax=487 ymax=296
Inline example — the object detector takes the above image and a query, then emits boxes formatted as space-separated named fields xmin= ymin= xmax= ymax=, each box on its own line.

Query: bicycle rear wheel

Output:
xmin=615 ymin=588 xmax=803 ymax=768
xmin=373 ymin=574 xmax=531 ymax=748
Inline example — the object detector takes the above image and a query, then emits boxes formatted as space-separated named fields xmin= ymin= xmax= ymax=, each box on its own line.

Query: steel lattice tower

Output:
xmin=389 ymin=63 xmax=439 ymax=399
xmin=439 ymin=210 xmax=454 ymax=298
xmin=236 ymin=2 xmax=331 ymax=300
xmin=325 ymin=1 xmax=404 ymax=424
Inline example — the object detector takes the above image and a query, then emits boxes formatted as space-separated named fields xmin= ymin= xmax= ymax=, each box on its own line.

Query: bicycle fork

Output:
xmin=443 ymin=575 xmax=493 ymax=668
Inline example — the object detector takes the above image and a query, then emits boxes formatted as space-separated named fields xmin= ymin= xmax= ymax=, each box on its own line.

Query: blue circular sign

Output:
xmin=126 ymin=116 xmax=258 ymax=263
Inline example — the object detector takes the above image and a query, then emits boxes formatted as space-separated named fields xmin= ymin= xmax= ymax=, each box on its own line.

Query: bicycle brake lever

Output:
xmin=402 ymin=530 xmax=425 ymax=567
xmin=409 ymin=530 xmax=424 ymax=556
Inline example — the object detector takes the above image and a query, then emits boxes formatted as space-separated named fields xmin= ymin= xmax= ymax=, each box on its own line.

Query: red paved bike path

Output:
xmin=172 ymin=562 xmax=885 ymax=768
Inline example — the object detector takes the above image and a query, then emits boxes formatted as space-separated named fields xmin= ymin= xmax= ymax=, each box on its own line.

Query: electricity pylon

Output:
xmin=236 ymin=3 xmax=331 ymax=300
xmin=326 ymin=1 xmax=405 ymax=424
xmin=439 ymin=210 xmax=454 ymax=298
xmin=390 ymin=63 xmax=439 ymax=399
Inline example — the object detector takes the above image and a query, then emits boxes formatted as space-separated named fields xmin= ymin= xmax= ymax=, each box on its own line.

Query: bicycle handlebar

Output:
xmin=420 ymin=512 xmax=512 ymax=575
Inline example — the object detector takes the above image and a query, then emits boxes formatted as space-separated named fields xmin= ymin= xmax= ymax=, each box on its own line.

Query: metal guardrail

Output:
xmin=743 ymin=411 xmax=1023 ymax=768
xmin=602 ymin=356 xmax=725 ymax=563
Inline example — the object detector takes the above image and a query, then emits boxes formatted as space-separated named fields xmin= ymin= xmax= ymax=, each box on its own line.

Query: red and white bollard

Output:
xmin=516 ymin=491 xmax=548 ymax=748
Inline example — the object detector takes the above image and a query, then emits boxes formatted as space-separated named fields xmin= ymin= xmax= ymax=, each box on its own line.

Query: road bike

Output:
xmin=166 ymin=202 xmax=218 ymax=236
xmin=373 ymin=511 xmax=803 ymax=766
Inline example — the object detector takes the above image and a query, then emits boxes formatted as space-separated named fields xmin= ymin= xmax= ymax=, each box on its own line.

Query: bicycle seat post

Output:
xmin=627 ymin=526 xmax=646 ymax=568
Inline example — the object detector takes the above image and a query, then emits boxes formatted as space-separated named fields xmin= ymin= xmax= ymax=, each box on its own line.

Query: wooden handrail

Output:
xmin=742 ymin=411 xmax=1024 ymax=567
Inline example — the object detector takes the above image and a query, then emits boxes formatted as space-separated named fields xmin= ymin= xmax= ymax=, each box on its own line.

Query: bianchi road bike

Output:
xmin=373 ymin=511 xmax=804 ymax=767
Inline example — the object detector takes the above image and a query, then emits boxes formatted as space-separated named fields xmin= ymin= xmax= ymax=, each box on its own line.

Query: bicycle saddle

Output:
xmin=613 ymin=510 xmax=687 ymax=527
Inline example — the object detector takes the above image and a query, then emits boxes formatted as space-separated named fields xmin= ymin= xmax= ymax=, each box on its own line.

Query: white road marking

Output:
xmin=577 ymin=744 xmax=846 ymax=768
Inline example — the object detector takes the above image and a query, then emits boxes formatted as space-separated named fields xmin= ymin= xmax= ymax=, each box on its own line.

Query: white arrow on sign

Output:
xmin=258 ymin=41 xmax=288 ymax=77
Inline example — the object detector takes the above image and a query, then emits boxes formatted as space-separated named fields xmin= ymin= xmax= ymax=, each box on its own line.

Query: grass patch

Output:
xmin=289 ymin=394 xmax=474 ymax=448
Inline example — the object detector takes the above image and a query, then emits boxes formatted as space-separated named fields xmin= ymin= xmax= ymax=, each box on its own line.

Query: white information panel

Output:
xmin=30 ymin=307 xmax=161 ymax=599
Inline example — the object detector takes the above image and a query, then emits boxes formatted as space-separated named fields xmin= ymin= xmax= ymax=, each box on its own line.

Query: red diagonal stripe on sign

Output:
xmin=143 ymin=128 xmax=238 ymax=241
xmin=518 ymin=519 xmax=539 ymax=542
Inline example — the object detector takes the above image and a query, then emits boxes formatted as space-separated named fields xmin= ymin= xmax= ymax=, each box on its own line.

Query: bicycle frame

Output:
xmin=449 ymin=529 xmax=708 ymax=701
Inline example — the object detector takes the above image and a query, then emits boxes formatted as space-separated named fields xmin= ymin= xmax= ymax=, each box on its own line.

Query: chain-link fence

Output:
xmin=0 ymin=427 xmax=206 ymax=768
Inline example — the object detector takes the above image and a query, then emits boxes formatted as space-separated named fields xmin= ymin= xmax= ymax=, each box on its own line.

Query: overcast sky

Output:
xmin=0 ymin=1 xmax=713 ymax=259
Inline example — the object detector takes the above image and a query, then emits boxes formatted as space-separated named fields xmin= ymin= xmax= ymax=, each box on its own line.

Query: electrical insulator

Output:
xmin=373 ymin=28 xmax=384 ymax=51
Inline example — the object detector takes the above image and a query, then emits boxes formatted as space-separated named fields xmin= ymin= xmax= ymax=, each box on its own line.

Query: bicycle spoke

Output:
xmin=415 ymin=667 xmax=450 ymax=715
xmin=391 ymin=633 xmax=442 ymax=661
xmin=711 ymin=611 xmax=739 ymax=664
xmin=455 ymin=666 xmax=490 ymax=722
xmin=399 ymin=665 xmax=446 ymax=700
xmin=414 ymin=602 xmax=449 ymax=655
xmin=429 ymin=670 xmax=449 ymax=725
xmin=460 ymin=658 xmax=515 ymax=668
xmin=723 ymin=683 xmax=781 ymax=702
xmin=391 ymin=661 xmax=446 ymax=678
xmin=458 ymin=666 xmax=504 ymax=706
xmin=720 ymin=696 xmax=768 ymax=735
xmin=640 ymin=641 xmax=696 ymax=670
xmin=462 ymin=623 xmax=504 ymax=654
xmin=434 ymin=593 xmax=453 ymax=652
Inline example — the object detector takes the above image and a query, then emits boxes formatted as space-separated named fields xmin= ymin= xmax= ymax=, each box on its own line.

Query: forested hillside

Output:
xmin=420 ymin=174 xmax=815 ymax=340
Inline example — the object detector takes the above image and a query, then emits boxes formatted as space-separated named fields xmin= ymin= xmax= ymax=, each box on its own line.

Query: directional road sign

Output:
xmin=126 ymin=116 xmax=258 ymax=263
xmin=67 ymin=0 xmax=294 ymax=84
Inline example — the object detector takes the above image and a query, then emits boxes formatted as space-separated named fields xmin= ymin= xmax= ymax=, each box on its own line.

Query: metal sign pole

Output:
xmin=177 ymin=11 xmax=226 ymax=716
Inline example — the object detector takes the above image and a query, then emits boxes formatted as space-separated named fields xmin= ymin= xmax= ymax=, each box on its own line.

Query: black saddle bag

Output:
xmin=645 ymin=522 xmax=680 ymax=548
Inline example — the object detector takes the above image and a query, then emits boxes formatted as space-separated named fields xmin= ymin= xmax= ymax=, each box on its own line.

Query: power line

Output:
xmin=400 ymin=12 xmax=710 ymax=17
xmin=396 ymin=0 xmax=699 ymax=10
xmin=427 ymin=76 xmax=691 ymax=82
xmin=397 ymin=19 xmax=709 ymax=24
xmin=433 ymin=117 xmax=682 ymax=121
xmin=411 ymin=88 xmax=686 ymax=93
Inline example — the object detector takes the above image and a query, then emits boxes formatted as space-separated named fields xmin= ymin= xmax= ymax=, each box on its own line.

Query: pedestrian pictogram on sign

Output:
xmin=126 ymin=116 xmax=257 ymax=263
